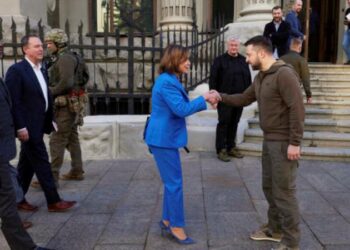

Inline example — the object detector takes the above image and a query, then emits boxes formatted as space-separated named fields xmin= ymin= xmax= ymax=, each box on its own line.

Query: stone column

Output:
xmin=238 ymin=0 xmax=280 ymax=22
xmin=226 ymin=0 xmax=281 ymax=51
xmin=159 ymin=0 xmax=194 ymax=29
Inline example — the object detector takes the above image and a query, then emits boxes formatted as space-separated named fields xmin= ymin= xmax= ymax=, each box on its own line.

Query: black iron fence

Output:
xmin=0 ymin=17 xmax=228 ymax=114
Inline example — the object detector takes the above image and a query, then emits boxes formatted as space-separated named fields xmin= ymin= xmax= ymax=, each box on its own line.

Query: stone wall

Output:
xmin=10 ymin=83 xmax=257 ymax=162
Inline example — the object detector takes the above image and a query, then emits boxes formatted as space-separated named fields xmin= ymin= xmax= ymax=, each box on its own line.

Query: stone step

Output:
xmin=237 ymin=142 xmax=350 ymax=162
xmin=256 ymin=107 xmax=350 ymax=120
xmin=310 ymin=73 xmax=350 ymax=80
xmin=304 ymin=100 xmax=350 ymax=109
xmin=255 ymin=107 xmax=350 ymax=120
xmin=302 ymin=91 xmax=350 ymax=101
xmin=304 ymin=108 xmax=350 ymax=120
xmin=309 ymin=64 xmax=350 ymax=73
xmin=310 ymin=85 xmax=350 ymax=93
xmin=248 ymin=117 xmax=350 ymax=132
xmin=244 ymin=128 xmax=350 ymax=148
xmin=310 ymin=79 xmax=350 ymax=86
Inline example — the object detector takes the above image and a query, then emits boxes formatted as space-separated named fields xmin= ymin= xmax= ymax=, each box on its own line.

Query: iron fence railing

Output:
xmin=0 ymin=16 xmax=228 ymax=114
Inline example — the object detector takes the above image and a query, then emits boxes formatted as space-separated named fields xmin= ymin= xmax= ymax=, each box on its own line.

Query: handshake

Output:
xmin=203 ymin=90 xmax=222 ymax=109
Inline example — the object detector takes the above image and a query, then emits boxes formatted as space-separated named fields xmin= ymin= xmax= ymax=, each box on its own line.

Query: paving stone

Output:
xmin=244 ymin=181 xmax=264 ymax=200
xmin=76 ymin=184 xmax=128 ymax=214
xmin=299 ymin=222 xmax=324 ymax=250
xmin=301 ymin=172 xmax=348 ymax=192
xmin=303 ymin=214 xmax=350 ymax=245
xmin=145 ymin=220 xmax=208 ymax=250
xmin=133 ymin=161 xmax=159 ymax=180
xmin=204 ymin=187 xmax=255 ymax=213
xmin=46 ymin=214 xmax=110 ymax=250
xmin=251 ymin=199 xmax=268 ymax=223
xmin=98 ymin=207 xmax=153 ymax=245
xmin=235 ymin=163 xmax=262 ymax=183
xmin=183 ymin=176 xmax=203 ymax=195
xmin=206 ymin=212 xmax=260 ymax=247
xmin=94 ymin=245 xmax=144 ymax=250
xmin=182 ymin=160 xmax=202 ymax=177
xmin=320 ymin=163 xmax=350 ymax=189
xmin=117 ymin=180 xmax=160 ymax=209
xmin=200 ymin=157 xmax=235 ymax=171
xmin=25 ymin=210 xmax=74 ymax=245
xmin=209 ymin=242 xmax=274 ymax=250
xmin=296 ymin=175 xmax=316 ymax=191
xmin=321 ymin=192 xmax=350 ymax=221
xmin=297 ymin=190 xmax=338 ymax=215
xmin=184 ymin=194 xmax=205 ymax=221
xmin=324 ymin=245 xmax=350 ymax=250
xmin=2 ymin=156 xmax=350 ymax=250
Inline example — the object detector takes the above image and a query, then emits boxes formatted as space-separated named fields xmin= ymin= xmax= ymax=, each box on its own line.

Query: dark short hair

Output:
xmin=244 ymin=35 xmax=273 ymax=54
xmin=21 ymin=34 xmax=40 ymax=54
xmin=272 ymin=5 xmax=282 ymax=12
xmin=159 ymin=44 xmax=189 ymax=74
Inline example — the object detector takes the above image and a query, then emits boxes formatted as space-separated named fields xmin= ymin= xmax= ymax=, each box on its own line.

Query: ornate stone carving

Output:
xmin=47 ymin=0 xmax=56 ymax=13
xmin=239 ymin=0 xmax=280 ymax=22
xmin=159 ymin=0 xmax=194 ymax=29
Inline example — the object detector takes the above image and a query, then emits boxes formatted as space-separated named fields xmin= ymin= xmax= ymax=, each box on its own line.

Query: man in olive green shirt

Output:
xmin=280 ymin=38 xmax=312 ymax=103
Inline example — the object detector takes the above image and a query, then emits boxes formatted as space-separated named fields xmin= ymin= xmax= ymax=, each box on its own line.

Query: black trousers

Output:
xmin=216 ymin=103 xmax=243 ymax=153
xmin=0 ymin=162 xmax=36 ymax=250
xmin=18 ymin=138 xmax=61 ymax=205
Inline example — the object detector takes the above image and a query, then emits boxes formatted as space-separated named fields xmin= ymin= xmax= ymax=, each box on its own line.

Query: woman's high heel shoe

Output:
xmin=159 ymin=220 xmax=170 ymax=236
xmin=169 ymin=228 xmax=196 ymax=245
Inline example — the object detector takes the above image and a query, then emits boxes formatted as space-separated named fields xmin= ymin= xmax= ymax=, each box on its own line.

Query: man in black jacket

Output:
xmin=263 ymin=5 xmax=291 ymax=58
xmin=209 ymin=36 xmax=252 ymax=162
xmin=0 ymin=78 xmax=51 ymax=250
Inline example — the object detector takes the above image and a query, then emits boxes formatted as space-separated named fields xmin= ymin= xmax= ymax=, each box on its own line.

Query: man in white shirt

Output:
xmin=5 ymin=35 xmax=76 ymax=213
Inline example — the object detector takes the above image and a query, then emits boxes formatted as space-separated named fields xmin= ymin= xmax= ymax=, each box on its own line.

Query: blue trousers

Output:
xmin=149 ymin=146 xmax=185 ymax=227
xmin=343 ymin=29 xmax=350 ymax=61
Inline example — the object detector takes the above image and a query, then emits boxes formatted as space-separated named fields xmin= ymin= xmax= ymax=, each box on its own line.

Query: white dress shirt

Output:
xmin=25 ymin=57 xmax=48 ymax=111
xmin=273 ymin=21 xmax=282 ymax=59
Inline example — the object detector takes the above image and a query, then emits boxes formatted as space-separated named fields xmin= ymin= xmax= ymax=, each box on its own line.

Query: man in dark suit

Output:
xmin=0 ymin=78 xmax=51 ymax=250
xmin=263 ymin=5 xmax=291 ymax=58
xmin=5 ymin=35 xmax=76 ymax=212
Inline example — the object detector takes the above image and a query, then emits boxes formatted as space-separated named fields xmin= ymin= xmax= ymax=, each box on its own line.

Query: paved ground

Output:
xmin=1 ymin=152 xmax=350 ymax=250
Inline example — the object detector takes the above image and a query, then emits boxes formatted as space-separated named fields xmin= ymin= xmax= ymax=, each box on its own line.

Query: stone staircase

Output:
xmin=237 ymin=64 xmax=350 ymax=161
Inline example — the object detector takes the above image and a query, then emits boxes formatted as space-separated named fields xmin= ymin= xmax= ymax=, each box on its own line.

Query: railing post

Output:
xmin=0 ymin=17 xmax=3 ymax=78
xmin=0 ymin=41 xmax=4 ymax=78
xmin=128 ymin=26 xmax=134 ymax=114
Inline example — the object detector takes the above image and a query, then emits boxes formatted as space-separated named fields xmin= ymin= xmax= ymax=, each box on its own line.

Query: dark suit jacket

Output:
xmin=263 ymin=20 xmax=291 ymax=57
xmin=5 ymin=59 xmax=54 ymax=141
xmin=0 ymin=78 xmax=16 ymax=163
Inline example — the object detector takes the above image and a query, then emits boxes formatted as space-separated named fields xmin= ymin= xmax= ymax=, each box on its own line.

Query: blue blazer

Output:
xmin=0 ymin=78 xmax=16 ymax=162
xmin=145 ymin=72 xmax=207 ymax=149
xmin=5 ymin=59 xmax=54 ymax=141
xmin=285 ymin=10 xmax=304 ymax=39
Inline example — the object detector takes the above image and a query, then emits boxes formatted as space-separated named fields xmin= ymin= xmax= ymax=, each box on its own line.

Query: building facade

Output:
xmin=0 ymin=0 xmax=348 ymax=63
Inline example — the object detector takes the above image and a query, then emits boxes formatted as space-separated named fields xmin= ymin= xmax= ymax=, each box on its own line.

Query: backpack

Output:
xmin=71 ymin=51 xmax=89 ymax=87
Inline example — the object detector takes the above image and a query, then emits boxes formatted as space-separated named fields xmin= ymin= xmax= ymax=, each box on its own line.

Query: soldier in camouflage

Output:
xmin=44 ymin=28 xmax=86 ymax=183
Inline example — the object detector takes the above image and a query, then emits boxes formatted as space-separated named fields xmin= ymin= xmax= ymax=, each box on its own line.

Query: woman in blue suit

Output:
xmin=145 ymin=44 xmax=218 ymax=244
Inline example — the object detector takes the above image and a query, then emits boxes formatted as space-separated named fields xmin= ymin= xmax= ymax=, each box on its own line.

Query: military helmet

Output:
xmin=44 ymin=28 xmax=68 ymax=46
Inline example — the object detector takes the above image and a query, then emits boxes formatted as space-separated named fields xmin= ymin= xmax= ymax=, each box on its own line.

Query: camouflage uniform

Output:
xmin=45 ymin=29 xmax=85 ymax=181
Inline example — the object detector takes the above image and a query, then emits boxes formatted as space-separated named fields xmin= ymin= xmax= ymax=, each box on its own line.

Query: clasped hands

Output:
xmin=203 ymin=90 xmax=222 ymax=109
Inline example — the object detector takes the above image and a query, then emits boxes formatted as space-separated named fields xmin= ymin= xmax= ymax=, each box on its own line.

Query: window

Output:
xmin=94 ymin=0 xmax=153 ymax=33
